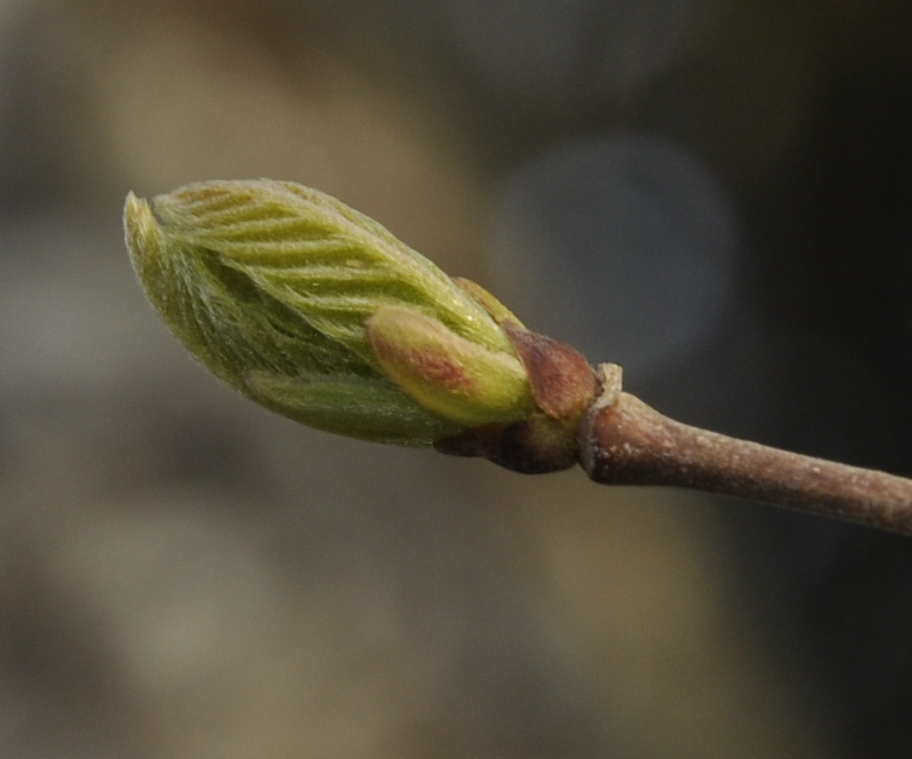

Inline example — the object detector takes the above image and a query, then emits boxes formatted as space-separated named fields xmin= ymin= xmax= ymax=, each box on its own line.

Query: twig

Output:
xmin=124 ymin=182 xmax=912 ymax=536
xmin=578 ymin=365 xmax=912 ymax=535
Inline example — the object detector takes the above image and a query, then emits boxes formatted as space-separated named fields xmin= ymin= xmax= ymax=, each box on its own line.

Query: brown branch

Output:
xmin=577 ymin=365 xmax=912 ymax=536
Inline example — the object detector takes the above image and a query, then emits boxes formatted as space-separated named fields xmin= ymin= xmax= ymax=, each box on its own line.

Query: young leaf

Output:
xmin=124 ymin=180 xmax=535 ymax=446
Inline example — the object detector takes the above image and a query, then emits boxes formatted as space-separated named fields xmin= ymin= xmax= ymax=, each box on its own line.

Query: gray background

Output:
xmin=1 ymin=1 xmax=911 ymax=757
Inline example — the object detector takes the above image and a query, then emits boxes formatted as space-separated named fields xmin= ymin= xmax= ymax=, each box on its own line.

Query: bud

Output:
xmin=366 ymin=305 xmax=534 ymax=427
xmin=123 ymin=180 xmax=535 ymax=446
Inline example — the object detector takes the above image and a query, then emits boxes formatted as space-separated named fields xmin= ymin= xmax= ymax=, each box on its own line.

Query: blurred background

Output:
xmin=1 ymin=0 xmax=911 ymax=757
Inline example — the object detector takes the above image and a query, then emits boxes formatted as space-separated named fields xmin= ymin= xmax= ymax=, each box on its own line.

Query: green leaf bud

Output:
xmin=123 ymin=179 xmax=534 ymax=446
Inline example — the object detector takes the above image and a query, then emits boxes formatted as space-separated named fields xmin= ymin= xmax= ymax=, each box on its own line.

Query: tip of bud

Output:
xmin=123 ymin=192 xmax=158 ymax=269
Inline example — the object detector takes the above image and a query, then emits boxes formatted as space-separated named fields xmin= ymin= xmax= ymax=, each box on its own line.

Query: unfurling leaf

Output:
xmin=124 ymin=180 xmax=536 ymax=446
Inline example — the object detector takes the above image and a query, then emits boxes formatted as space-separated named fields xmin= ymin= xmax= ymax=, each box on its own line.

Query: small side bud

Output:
xmin=365 ymin=305 xmax=535 ymax=428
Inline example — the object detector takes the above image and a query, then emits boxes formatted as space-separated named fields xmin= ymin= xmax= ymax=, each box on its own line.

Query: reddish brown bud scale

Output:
xmin=434 ymin=414 xmax=578 ymax=474
xmin=504 ymin=326 xmax=597 ymax=423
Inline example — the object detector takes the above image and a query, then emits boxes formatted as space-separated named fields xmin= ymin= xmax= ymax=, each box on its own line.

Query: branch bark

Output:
xmin=578 ymin=365 xmax=912 ymax=536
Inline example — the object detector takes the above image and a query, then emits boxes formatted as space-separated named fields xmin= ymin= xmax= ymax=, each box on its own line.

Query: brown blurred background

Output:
xmin=1 ymin=1 xmax=911 ymax=757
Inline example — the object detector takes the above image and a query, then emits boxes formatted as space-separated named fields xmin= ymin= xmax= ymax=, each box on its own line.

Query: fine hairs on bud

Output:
xmin=124 ymin=180 xmax=557 ymax=453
